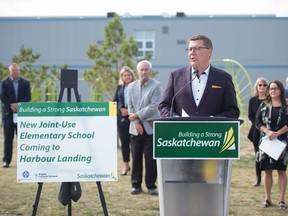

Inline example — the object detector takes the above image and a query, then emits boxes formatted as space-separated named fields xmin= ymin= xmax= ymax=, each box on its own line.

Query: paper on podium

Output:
xmin=259 ymin=136 xmax=286 ymax=160
xmin=181 ymin=109 xmax=189 ymax=117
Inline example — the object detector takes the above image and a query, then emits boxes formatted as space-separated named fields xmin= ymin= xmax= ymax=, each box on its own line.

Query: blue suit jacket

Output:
xmin=159 ymin=65 xmax=240 ymax=118
xmin=1 ymin=77 xmax=31 ymax=120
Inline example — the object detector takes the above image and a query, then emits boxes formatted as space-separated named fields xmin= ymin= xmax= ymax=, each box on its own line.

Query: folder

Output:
xmin=259 ymin=136 xmax=286 ymax=160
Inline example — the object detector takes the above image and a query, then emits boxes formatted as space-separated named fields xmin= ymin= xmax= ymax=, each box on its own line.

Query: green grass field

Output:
xmin=0 ymin=121 xmax=287 ymax=215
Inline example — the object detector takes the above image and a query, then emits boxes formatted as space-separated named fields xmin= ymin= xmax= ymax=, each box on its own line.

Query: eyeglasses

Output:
xmin=258 ymin=84 xmax=267 ymax=87
xmin=269 ymin=87 xmax=280 ymax=91
xmin=186 ymin=46 xmax=209 ymax=53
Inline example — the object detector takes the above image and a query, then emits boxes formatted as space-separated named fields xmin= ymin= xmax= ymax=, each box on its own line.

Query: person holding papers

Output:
xmin=255 ymin=80 xmax=288 ymax=209
xmin=128 ymin=60 xmax=162 ymax=195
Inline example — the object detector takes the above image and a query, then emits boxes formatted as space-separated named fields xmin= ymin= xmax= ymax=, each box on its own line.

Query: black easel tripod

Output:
xmin=32 ymin=69 xmax=108 ymax=216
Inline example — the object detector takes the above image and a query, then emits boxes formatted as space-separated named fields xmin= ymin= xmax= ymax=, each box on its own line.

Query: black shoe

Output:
xmin=253 ymin=176 xmax=261 ymax=187
xmin=3 ymin=162 xmax=9 ymax=168
xmin=131 ymin=187 xmax=142 ymax=195
xmin=278 ymin=201 xmax=287 ymax=209
xmin=148 ymin=188 xmax=158 ymax=196
xmin=262 ymin=199 xmax=272 ymax=208
xmin=121 ymin=167 xmax=131 ymax=176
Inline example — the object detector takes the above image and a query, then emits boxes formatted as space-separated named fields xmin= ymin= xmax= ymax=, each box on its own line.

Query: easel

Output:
xmin=32 ymin=69 xmax=108 ymax=216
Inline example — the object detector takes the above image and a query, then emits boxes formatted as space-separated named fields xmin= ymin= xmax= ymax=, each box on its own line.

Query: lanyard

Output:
xmin=266 ymin=102 xmax=282 ymax=131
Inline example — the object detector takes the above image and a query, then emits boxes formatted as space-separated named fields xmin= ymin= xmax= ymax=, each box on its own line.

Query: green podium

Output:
xmin=150 ymin=116 xmax=242 ymax=216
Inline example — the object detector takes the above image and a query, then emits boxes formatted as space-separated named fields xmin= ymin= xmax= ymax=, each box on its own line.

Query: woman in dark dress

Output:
xmin=114 ymin=66 xmax=135 ymax=175
xmin=248 ymin=77 xmax=268 ymax=186
xmin=255 ymin=80 xmax=288 ymax=209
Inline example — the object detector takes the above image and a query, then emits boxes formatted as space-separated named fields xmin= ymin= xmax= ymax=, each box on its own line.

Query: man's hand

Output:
xmin=135 ymin=122 xmax=144 ymax=135
xmin=128 ymin=113 xmax=138 ymax=122
xmin=10 ymin=103 xmax=18 ymax=113
xmin=120 ymin=108 xmax=128 ymax=117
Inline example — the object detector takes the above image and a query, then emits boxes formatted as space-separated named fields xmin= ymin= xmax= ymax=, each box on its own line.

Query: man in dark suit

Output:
xmin=157 ymin=35 xmax=240 ymax=214
xmin=159 ymin=35 xmax=239 ymax=118
xmin=1 ymin=63 xmax=31 ymax=168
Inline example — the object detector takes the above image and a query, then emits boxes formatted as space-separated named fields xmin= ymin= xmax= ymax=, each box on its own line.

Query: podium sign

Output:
xmin=154 ymin=121 xmax=239 ymax=159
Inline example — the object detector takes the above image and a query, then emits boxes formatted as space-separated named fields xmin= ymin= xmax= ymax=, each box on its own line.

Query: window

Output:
xmin=162 ymin=26 xmax=169 ymax=34
xmin=176 ymin=39 xmax=186 ymax=45
xmin=134 ymin=30 xmax=155 ymax=58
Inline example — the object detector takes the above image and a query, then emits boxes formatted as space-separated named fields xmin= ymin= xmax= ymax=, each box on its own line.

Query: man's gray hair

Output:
xmin=136 ymin=60 xmax=152 ymax=72
xmin=9 ymin=63 xmax=20 ymax=71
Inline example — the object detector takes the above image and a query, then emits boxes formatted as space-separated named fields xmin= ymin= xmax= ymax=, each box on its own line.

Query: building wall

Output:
xmin=0 ymin=15 xmax=287 ymax=102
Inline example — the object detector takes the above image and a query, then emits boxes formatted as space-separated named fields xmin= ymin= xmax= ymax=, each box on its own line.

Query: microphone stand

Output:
xmin=169 ymin=71 xmax=198 ymax=117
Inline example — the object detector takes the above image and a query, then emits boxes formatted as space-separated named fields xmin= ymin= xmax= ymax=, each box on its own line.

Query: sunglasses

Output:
xmin=258 ymin=84 xmax=267 ymax=87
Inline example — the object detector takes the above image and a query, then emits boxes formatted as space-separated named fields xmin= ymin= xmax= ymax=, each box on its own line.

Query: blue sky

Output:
xmin=0 ymin=0 xmax=288 ymax=17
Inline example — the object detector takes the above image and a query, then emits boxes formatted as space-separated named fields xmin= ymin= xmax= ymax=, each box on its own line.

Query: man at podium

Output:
xmin=157 ymin=34 xmax=240 ymax=216
xmin=159 ymin=34 xmax=239 ymax=119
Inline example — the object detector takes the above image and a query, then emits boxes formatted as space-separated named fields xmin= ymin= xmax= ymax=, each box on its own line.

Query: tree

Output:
xmin=0 ymin=45 xmax=66 ymax=101
xmin=84 ymin=16 xmax=139 ymax=101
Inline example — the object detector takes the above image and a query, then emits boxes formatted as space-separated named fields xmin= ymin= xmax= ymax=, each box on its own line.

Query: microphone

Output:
xmin=169 ymin=70 xmax=198 ymax=117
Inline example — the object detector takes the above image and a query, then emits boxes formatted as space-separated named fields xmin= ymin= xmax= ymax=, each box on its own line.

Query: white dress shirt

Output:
xmin=191 ymin=66 xmax=210 ymax=106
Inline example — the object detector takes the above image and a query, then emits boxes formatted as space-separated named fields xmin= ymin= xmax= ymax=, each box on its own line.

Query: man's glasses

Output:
xmin=186 ymin=46 xmax=209 ymax=53
xmin=258 ymin=84 xmax=267 ymax=87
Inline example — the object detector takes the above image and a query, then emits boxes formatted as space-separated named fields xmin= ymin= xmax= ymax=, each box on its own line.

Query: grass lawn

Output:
xmin=0 ymin=120 xmax=287 ymax=215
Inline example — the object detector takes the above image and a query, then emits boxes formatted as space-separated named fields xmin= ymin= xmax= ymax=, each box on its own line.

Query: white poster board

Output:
xmin=17 ymin=102 xmax=117 ymax=183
